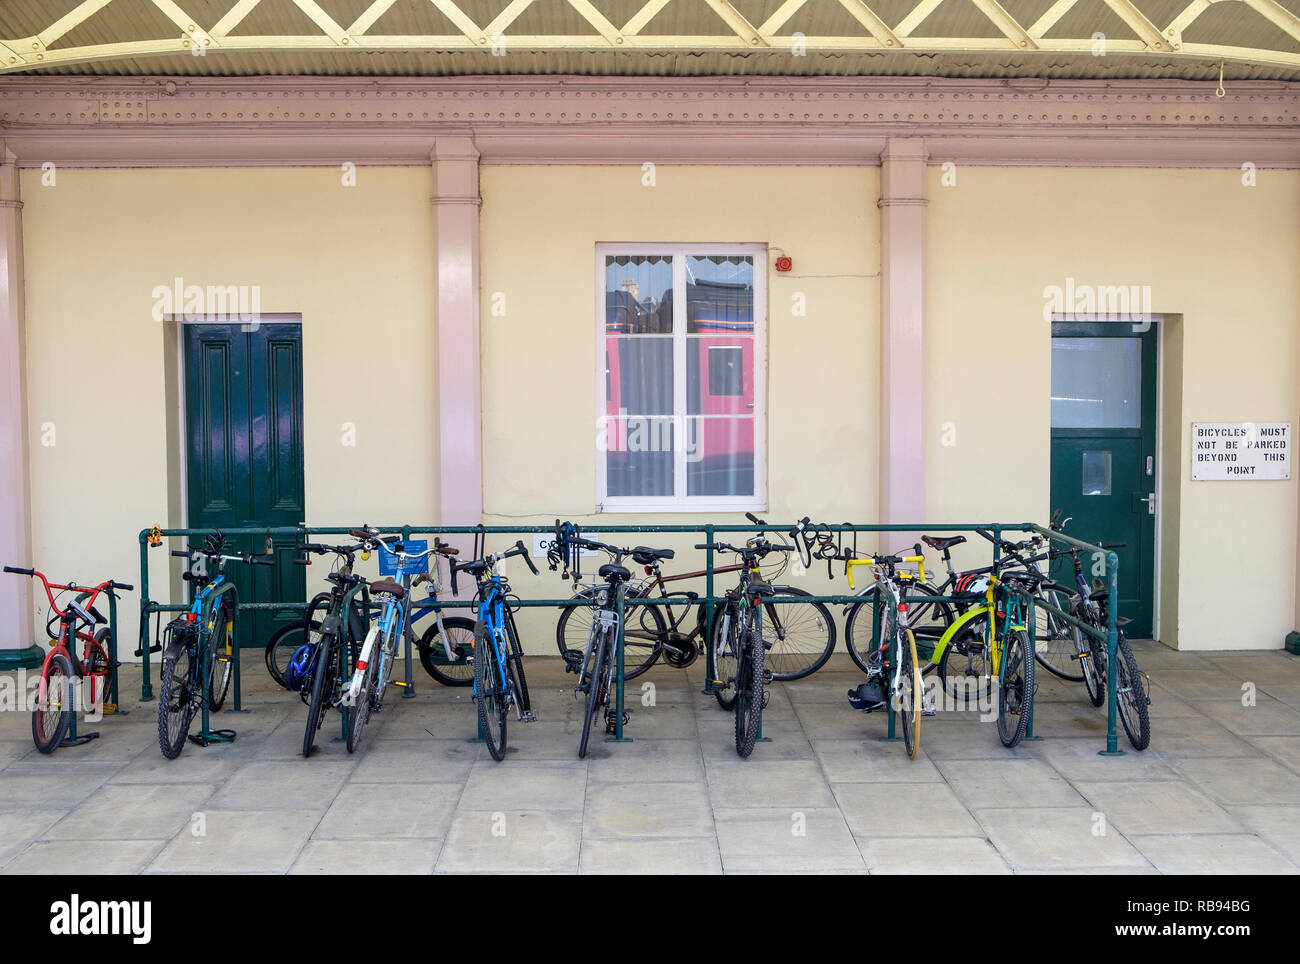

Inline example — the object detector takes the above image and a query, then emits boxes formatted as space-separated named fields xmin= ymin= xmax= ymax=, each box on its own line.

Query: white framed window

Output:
xmin=596 ymin=243 xmax=767 ymax=512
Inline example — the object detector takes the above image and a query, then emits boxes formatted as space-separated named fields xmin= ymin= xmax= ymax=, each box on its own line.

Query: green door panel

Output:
xmin=184 ymin=323 xmax=306 ymax=647
xmin=1049 ymin=323 xmax=1157 ymax=637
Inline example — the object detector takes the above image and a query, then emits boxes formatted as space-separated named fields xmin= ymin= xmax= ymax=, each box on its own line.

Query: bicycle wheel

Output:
xmin=157 ymin=646 xmax=196 ymax=760
xmin=504 ymin=610 xmax=531 ymax=714
xmin=266 ymin=593 xmax=328 ymax=688
xmin=207 ymin=598 xmax=235 ymax=711
xmin=556 ymin=588 xmax=665 ymax=680
xmin=302 ymin=630 xmax=338 ymax=758
xmin=418 ymin=615 xmax=476 ymax=686
xmin=996 ymin=629 xmax=1033 ymax=748
xmin=579 ymin=628 xmax=612 ymax=760
xmin=87 ymin=628 xmax=113 ymax=710
xmin=32 ymin=652 xmax=73 ymax=754
xmin=761 ymin=586 xmax=837 ymax=681
xmin=1077 ymin=620 xmax=1106 ymax=707
xmin=1114 ymin=633 xmax=1151 ymax=750
xmin=346 ymin=643 xmax=381 ymax=754
xmin=845 ymin=583 xmax=952 ymax=675
xmin=897 ymin=629 xmax=923 ymax=760
xmin=937 ymin=613 xmax=992 ymax=706
xmin=710 ymin=602 xmax=741 ymax=710
xmin=473 ymin=623 xmax=507 ymax=762
xmin=1032 ymin=587 xmax=1084 ymax=681
xmin=734 ymin=622 xmax=764 ymax=758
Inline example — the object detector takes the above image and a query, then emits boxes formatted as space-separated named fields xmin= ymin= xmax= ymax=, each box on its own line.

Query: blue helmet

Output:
xmin=284 ymin=643 xmax=316 ymax=691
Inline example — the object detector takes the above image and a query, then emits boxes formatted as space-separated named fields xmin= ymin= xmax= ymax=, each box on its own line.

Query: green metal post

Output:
xmin=702 ymin=525 xmax=715 ymax=695
xmin=1100 ymin=550 xmax=1123 ymax=756
xmin=402 ymin=525 xmax=416 ymax=699
xmin=139 ymin=533 xmax=153 ymax=702
xmin=106 ymin=588 xmax=122 ymax=714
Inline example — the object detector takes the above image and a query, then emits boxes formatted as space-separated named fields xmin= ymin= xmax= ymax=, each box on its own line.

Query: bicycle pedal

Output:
xmin=761 ymin=669 xmax=774 ymax=684
xmin=761 ymin=691 xmax=769 ymax=709
xmin=520 ymin=711 xmax=538 ymax=723
xmin=392 ymin=680 xmax=409 ymax=687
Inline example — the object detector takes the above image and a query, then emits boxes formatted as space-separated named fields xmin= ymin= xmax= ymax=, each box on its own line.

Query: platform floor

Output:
xmin=2 ymin=642 xmax=1300 ymax=874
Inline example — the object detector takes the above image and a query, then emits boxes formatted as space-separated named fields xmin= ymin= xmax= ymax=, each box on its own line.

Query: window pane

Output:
xmin=684 ymin=256 xmax=754 ymax=334
xmin=1082 ymin=450 xmax=1112 ymax=496
xmin=687 ymin=417 xmax=755 ymax=497
xmin=604 ymin=417 xmax=675 ymax=497
xmin=1051 ymin=337 xmax=1141 ymax=429
xmin=605 ymin=256 xmax=672 ymax=334
xmin=607 ymin=337 xmax=672 ymax=415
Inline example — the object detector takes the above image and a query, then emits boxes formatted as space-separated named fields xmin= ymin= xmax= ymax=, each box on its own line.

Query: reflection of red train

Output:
xmin=603 ymin=279 xmax=755 ymax=496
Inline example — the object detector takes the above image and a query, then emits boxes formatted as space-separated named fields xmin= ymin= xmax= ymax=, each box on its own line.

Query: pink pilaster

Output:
xmin=432 ymin=136 xmax=483 ymax=525
xmin=878 ymin=138 xmax=928 ymax=538
xmin=0 ymin=141 xmax=36 ymax=665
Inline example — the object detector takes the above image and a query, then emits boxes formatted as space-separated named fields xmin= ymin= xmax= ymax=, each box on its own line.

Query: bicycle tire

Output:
xmin=1032 ymin=587 xmax=1085 ymax=682
xmin=473 ymin=622 xmax=507 ymax=762
xmin=417 ymin=614 xmax=476 ymax=686
xmin=32 ymin=652 xmax=73 ymax=754
xmin=88 ymin=628 xmax=113 ymax=709
xmin=579 ymin=628 xmax=612 ymax=760
xmin=845 ymin=583 xmax=952 ymax=675
xmin=1077 ymin=620 xmax=1106 ymax=707
xmin=734 ymin=622 xmax=763 ymax=758
xmin=898 ymin=629 xmax=923 ymax=760
xmin=710 ymin=602 xmax=741 ymax=710
xmin=207 ymin=598 xmax=235 ymax=712
xmin=504 ymin=610 xmax=531 ymax=712
xmin=997 ymin=629 xmax=1033 ymax=748
xmin=556 ymin=587 xmax=666 ymax=680
xmin=302 ymin=630 xmax=337 ymax=758
xmin=1115 ymin=633 xmax=1151 ymax=750
xmin=761 ymin=585 xmax=837 ymax=681
xmin=266 ymin=593 xmax=329 ymax=688
xmin=157 ymin=647 xmax=195 ymax=760
xmin=346 ymin=644 xmax=381 ymax=754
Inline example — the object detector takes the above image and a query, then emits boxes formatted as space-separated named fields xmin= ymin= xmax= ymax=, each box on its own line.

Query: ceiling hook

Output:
xmin=1216 ymin=61 xmax=1225 ymax=99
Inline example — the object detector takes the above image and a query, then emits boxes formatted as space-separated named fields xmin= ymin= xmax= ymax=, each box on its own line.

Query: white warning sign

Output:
xmin=1191 ymin=422 xmax=1291 ymax=480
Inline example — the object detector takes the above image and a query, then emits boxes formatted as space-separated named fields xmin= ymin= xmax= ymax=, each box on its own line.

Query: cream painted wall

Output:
xmin=21 ymin=167 xmax=436 ymax=657
xmin=926 ymin=167 xmax=1300 ymax=650
xmin=477 ymin=165 xmax=880 ymax=646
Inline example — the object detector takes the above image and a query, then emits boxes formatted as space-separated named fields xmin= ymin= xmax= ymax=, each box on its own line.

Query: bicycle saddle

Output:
xmin=631 ymin=547 xmax=675 ymax=565
xmin=369 ymin=578 xmax=406 ymax=599
xmin=598 ymin=564 xmax=632 ymax=582
xmin=750 ymin=583 xmax=777 ymax=597
xmin=921 ymin=535 xmax=966 ymax=551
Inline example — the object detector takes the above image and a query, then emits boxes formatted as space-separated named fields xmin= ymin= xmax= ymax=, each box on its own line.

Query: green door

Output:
xmin=1049 ymin=322 xmax=1157 ymax=637
xmin=184 ymin=322 xmax=306 ymax=646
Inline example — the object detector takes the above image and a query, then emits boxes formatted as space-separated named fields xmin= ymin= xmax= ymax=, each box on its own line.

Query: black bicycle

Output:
xmin=551 ymin=534 xmax=676 ymax=758
xmin=697 ymin=537 xmax=793 ymax=758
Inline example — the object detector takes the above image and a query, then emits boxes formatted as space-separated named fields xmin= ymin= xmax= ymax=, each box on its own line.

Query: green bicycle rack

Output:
xmin=135 ymin=521 xmax=1123 ymax=754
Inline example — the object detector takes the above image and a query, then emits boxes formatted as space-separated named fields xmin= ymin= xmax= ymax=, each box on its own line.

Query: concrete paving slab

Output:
xmin=290 ymin=838 xmax=441 ymax=874
xmin=147 ymin=809 xmax=323 ymax=874
xmin=860 ymin=836 xmax=1012 ymax=874
xmin=1130 ymin=833 xmax=1297 ymax=874
xmin=437 ymin=809 xmax=581 ymax=873
xmin=974 ymin=807 xmax=1150 ymax=871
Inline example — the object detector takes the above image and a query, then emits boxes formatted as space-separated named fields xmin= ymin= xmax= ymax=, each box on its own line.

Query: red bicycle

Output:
xmin=4 ymin=565 xmax=133 ymax=753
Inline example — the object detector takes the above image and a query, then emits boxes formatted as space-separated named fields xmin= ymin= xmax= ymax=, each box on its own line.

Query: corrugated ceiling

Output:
xmin=1 ymin=0 xmax=1297 ymax=81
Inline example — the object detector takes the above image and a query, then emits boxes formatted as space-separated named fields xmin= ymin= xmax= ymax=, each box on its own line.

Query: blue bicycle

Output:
xmin=160 ymin=533 xmax=273 ymax=759
xmin=450 ymin=540 xmax=538 ymax=761
xmin=344 ymin=532 xmax=447 ymax=753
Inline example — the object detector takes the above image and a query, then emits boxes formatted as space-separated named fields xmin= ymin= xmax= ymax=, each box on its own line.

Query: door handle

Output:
xmin=1140 ymin=493 xmax=1156 ymax=515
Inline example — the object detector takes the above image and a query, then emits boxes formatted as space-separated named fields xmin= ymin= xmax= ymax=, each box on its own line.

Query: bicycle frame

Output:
xmin=474 ymin=575 xmax=518 ymax=715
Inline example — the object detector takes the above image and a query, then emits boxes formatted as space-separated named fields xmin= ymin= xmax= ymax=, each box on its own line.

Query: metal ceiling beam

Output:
xmin=1 ymin=0 xmax=1297 ymax=73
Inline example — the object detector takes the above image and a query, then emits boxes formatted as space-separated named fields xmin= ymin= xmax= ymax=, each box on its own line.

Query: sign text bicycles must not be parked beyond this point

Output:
xmin=1191 ymin=422 xmax=1290 ymax=481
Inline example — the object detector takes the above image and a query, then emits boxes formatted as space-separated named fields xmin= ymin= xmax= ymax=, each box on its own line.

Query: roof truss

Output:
xmin=1 ymin=0 xmax=1297 ymax=74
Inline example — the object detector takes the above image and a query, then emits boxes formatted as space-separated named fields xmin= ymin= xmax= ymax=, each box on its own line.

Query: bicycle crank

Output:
xmin=662 ymin=632 xmax=698 ymax=668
